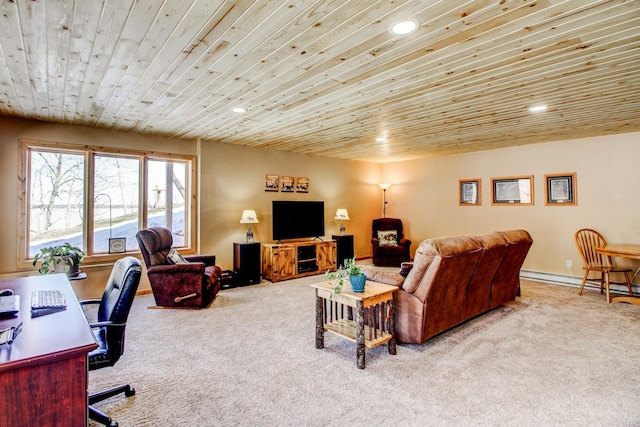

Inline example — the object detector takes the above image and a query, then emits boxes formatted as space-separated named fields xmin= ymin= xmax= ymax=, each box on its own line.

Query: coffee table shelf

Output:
xmin=324 ymin=318 xmax=393 ymax=350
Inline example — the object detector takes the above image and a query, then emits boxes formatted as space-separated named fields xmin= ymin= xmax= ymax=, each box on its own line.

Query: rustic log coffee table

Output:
xmin=311 ymin=280 xmax=398 ymax=369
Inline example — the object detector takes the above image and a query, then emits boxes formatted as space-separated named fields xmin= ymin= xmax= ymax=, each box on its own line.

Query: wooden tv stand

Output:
xmin=262 ymin=240 xmax=336 ymax=282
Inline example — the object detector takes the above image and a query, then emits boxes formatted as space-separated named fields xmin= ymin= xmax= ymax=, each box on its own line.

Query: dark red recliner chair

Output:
xmin=371 ymin=218 xmax=412 ymax=266
xmin=136 ymin=227 xmax=221 ymax=308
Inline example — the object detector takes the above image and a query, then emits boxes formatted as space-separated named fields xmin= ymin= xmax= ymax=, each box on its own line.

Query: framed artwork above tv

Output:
xmin=265 ymin=175 xmax=310 ymax=193
xmin=265 ymin=175 xmax=279 ymax=192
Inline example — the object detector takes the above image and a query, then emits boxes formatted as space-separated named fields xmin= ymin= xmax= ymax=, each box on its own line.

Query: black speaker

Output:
xmin=332 ymin=234 xmax=354 ymax=268
xmin=233 ymin=242 xmax=261 ymax=285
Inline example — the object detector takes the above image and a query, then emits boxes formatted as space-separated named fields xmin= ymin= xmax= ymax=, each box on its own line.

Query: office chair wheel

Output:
xmin=125 ymin=385 xmax=136 ymax=397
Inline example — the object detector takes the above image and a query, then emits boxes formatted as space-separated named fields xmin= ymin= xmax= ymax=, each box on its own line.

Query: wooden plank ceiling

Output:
xmin=0 ymin=0 xmax=638 ymax=163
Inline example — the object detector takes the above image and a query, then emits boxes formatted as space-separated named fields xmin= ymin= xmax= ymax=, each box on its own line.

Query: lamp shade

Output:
xmin=378 ymin=183 xmax=391 ymax=190
xmin=334 ymin=209 xmax=350 ymax=220
xmin=240 ymin=210 xmax=259 ymax=224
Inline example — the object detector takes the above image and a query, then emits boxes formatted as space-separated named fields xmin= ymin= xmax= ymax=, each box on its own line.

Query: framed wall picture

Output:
xmin=459 ymin=179 xmax=481 ymax=205
xmin=545 ymin=172 xmax=577 ymax=206
xmin=296 ymin=177 xmax=309 ymax=193
xmin=280 ymin=176 xmax=294 ymax=192
xmin=265 ymin=175 xmax=279 ymax=192
xmin=109 ymin=237 xmax=126 ymax=254
xmin=491 ymin=175 xmax=534 ymax=205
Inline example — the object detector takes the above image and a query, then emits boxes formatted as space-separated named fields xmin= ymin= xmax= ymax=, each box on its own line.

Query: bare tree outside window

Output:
xmin=29 ymin=151 xmax=85 ymax=257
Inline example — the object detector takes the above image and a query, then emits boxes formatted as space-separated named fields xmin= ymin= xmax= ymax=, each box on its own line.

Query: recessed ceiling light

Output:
xmin=528 ymin=105 xmax=548 ymax=113
xmin=389 ymin=19 xmax=419 ymax=35
xmin=232 ymin=107 xmax=246 ymax=113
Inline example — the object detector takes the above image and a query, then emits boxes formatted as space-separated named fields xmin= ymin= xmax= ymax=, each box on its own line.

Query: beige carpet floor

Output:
xmin=88 ymin=277 xmax=640 ymax=426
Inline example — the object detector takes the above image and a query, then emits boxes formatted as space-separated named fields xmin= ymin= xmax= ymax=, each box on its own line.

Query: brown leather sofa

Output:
xmin=359 ymin=230 xmax=532 ymax=344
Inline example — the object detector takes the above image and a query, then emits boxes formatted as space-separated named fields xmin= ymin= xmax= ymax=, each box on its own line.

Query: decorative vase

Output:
xmin=349 ymin=274 xmax=366 ymax=292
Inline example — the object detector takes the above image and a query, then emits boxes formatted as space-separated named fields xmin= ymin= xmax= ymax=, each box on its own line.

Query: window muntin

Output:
xmin=23 ymin=142 xmax=194 ymax=263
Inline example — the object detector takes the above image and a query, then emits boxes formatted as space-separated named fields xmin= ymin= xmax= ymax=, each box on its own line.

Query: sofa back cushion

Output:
xmin=408 ymin=236 xmax=483 ymax=339
xmin=490 ymin=229 xmax=533 ymax=308
xmin=403 ymin=236 xmax=481 ymax=295
xmin=465 ymin=232 xmax=509 ymax=319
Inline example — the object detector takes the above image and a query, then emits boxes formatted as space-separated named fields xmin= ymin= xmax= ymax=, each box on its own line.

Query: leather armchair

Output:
xmin=371 ymin=218 xmax=411 ymax=266
xmin=136 ymin=227 xmax=221 ymax=308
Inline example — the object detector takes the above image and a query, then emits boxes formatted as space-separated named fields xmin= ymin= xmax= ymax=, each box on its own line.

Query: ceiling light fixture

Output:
xmin=232 ymin=107 xmax=246 ymax=113
xmin=389 ymin=19 xmax=419 ymax=35
xmin=528 ymin=105 xmax=548 ymax=113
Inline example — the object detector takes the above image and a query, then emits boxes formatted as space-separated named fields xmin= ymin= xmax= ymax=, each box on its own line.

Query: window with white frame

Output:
xmin=22 ymin=141 xmax=194 ymax=263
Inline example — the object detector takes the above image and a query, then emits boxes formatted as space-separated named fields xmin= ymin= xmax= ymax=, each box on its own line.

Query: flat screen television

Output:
xmin=272 ymin=201 xmax=324 ymax=241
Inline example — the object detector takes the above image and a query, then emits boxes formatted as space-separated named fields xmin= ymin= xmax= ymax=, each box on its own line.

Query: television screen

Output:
xmin=272 ymin=201 xmax=324 ymax=241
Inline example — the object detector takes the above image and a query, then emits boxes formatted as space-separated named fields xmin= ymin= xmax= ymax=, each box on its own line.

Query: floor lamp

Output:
xmin=378 ymin=183 xmax=390 ymax=217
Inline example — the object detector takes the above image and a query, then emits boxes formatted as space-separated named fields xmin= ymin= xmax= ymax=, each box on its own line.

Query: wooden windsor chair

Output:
xmin=574 ymin=228 xmax=633 ymax=303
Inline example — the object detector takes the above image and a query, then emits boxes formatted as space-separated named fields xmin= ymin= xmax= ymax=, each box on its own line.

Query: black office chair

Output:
xmin=80 ymin=256 xmax=141 ymax=427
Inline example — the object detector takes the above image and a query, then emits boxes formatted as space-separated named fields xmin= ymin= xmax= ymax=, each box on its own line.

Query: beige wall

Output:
xmin=1 ymin=117 xmax=638 ymax=300
xmin=382 ymin=132 xmax=640 ymax=279
xmin=198 ymin=139 xmax=382 ymax=268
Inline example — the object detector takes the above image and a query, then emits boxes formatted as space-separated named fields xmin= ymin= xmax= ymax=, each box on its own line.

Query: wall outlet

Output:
xmin=566 ymin=260 xmax=573 ymax=269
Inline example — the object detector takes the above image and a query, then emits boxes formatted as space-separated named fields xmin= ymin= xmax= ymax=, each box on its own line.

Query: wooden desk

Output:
xmin=0 ymin=274 xmax=98 ymax=426
xmin=595 ymin=244 xmax=640 ymax=306
xmin=312 ymin=280 xmax=397 ymax=369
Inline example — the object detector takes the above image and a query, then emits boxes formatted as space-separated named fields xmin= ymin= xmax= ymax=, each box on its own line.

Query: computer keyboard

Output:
xmin=31 ymin=290 xmax=67 ymax=310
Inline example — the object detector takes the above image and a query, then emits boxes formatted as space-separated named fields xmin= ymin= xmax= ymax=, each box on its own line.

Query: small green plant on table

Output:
xmin=32 ymin=242 xmax=85 ymax=275
xmin=325 ymin=257 xmax=364 ymax=298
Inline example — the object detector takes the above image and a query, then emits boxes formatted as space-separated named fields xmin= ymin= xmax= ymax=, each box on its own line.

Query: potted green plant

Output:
xmin=325 ymin=257 xmax=366 ymax=298
xmin=32 ymin=242 xmax=85 ymax=276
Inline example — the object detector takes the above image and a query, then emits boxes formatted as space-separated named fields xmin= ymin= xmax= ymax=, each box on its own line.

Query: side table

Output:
xmin=332 ymin=233 xmax=354 ymax=268
xmin=311 ymin=279 xmax=398 ymax=369
xmin=233 ymin=242 xmax=261 ymax=285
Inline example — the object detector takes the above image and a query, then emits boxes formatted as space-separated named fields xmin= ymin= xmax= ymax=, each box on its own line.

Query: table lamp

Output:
xmin=334 ymin=209 xmax=350 ymax=233
xmin=240 ymin=210 xmax=259 ymax=242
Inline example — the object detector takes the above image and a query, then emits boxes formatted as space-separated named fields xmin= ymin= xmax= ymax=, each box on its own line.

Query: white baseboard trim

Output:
xmin=520 ymin=270 xmax=639 ymax=296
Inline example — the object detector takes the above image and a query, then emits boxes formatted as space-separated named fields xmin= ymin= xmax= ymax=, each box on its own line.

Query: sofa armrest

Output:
xmin=399 ymin=238 xmax=411 ymax=247
xmin=359 ymin=265 xmax=405 ymax=287
xmin=205 ymin=265 xmax=222 ymax=282
xmin=184 ymin=254 xmax=215 ymax=266
xmin=147 ymin=263 xmax=205 ymax=274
